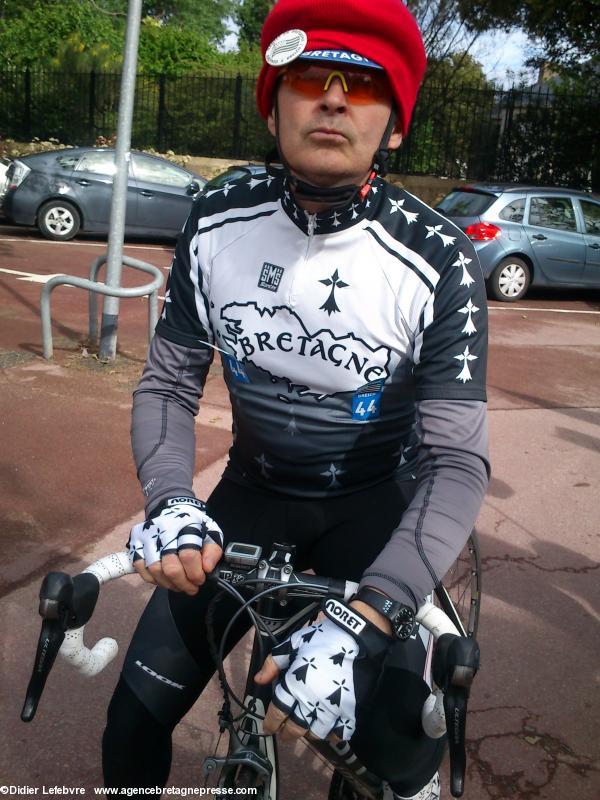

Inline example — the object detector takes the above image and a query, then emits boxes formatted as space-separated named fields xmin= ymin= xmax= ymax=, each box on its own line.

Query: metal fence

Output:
xmin=1 ymin=68 xmax=598 ymax=190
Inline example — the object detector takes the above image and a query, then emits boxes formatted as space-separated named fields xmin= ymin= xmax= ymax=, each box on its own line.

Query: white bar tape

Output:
xmin=58 ymin=551 xmax=135 ymax=676
xmin=83 ymin=550 xmax=135 ymax=583
xmin=416 ymin=601 xmax=460 ymax=640
xmin=421 ymin=690 xmax=446 ymax=739
xmin=416 ymin=601 xmax=462 ymax=739
xmin=59 ymin=629 xmax=119 ymax=677
xmin=343 ymin=580 xmax=359 ymax=602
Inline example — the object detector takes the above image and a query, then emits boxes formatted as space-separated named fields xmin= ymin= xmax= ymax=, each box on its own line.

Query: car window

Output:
xmin=498 ymin=197 xmax=526 ymax=222
xmin=528 ymin=197 xmax=577 ymax=232
xmin=56 ymin=154 xmax=80 ymax=170
xmin=132 ymin=154 xmax=190 ymax=187
xmin=435 ymin=190 xmax=496 ymax=216
xmin=75 ymin=151 xmax=117 ymax=176
xmin=205 ymin=168 xmax=249 ymax=190
xmin=579 ymin=199 xmax=600 ymax=236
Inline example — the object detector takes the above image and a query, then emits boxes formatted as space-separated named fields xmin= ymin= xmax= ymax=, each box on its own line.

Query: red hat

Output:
xmin=256 ymin=0 xmax=427 ymax=137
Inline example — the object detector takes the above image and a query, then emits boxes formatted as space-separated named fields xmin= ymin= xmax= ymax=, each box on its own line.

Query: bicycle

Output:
xmin=21 ymin=533 xmax=481 ymax=800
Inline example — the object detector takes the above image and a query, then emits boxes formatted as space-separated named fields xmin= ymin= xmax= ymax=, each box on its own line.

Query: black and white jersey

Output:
xmin=156 ymin=174 xmax=488 ymax=498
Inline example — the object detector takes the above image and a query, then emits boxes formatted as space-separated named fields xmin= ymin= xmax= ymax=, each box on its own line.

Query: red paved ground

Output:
xmin=1 ymin=221 xmax=599 ymax=799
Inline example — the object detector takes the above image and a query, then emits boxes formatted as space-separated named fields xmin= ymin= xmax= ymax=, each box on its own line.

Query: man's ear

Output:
xmin=388 ymin=128 xmax=403 ymax=151
xmin=267 ymin=107 xmax=276 ymax=137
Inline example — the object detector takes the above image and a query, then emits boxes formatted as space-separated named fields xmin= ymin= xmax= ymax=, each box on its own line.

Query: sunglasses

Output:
xmin=280 ymin=62 xmax=392 ymax=105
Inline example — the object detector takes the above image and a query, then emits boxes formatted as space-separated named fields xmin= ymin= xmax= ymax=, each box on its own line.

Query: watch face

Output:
xmin=393 ymin=607 xmax=415 ymax=640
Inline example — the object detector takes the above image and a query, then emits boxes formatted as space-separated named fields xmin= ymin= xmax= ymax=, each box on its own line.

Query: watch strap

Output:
xmin=355 ymin=587 xmax=416 ymax=640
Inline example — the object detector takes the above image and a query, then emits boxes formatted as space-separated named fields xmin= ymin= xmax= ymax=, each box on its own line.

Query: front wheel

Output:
xmin=435 ymin=531 xmax=481 ymax=638
xmin=37 ymin=200 xmax=81 ymax=241
xmin=488 ymin=256 xmax=531 ymax=302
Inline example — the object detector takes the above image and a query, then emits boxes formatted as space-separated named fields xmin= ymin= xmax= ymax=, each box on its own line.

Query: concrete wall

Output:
xmin=392 ymin=174 xmax=470 ymax=207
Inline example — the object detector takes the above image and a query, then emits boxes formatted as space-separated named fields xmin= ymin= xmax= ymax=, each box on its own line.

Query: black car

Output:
xmin=202 ymin=163 xmax=267 ymax=193
xmin=2 ymin=147 xmax=206 ymax=241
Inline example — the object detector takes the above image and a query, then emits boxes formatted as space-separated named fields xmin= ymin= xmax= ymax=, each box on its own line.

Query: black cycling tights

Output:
xmin=103 ymin=679 xmax=172 ymax=788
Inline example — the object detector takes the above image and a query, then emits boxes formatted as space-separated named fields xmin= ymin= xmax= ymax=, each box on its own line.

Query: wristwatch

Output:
xmin=354 ymin=587 xmax=416 ymax=640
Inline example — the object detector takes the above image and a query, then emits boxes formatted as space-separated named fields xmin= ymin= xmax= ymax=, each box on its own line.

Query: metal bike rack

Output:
xmin=40 ymin=254 xmax=164 ymax=359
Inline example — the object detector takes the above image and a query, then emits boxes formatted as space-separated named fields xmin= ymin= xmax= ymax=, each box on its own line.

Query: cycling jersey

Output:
xmin=131 ymin=172 xmax=490 ymax=609
xmin=153 ymin=174 xmax=487 ymax=497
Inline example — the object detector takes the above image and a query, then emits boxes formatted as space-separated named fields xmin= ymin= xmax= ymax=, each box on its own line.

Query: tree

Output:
xmin=137 ymin=18 xmax=215 ymax=75
xmin=407 ymin=1 xmax=489 ymax=67
xmin=138 ymin=0 xmax=238 ymax=44
xmin=0 ymin=0 xmax=122 ymax=68
xmin=0 ymin=0 xmax=244 ymax=72
xmin=236 ymin=0 xmax=273 ymax=46
xmin=47 ymin=33 xmax=123 ymax=72
xmin=457 ymin=0 xmax=598 ymax=70
xmin=394 ymin=52 xmax=496 ymax=179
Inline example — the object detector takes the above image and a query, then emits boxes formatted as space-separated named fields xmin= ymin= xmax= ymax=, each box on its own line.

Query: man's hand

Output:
xmin=127 ymin=497 xmax=223 ymax=595
xmin=254 ymin=598 xmax=391 ymax=741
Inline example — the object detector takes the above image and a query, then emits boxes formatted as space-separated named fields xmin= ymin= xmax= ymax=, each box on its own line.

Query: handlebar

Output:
xmin=21 ymin=552 xmax=133 ymax=722
xmin=21 ymin=543 xmax=479 ymax=797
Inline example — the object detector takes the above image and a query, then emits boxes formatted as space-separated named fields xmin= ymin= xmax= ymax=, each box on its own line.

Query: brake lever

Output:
xmin=432 ymin=634 xmax=480 ymax=798
xmin=21 ymin=570 xmax=100 ymax=722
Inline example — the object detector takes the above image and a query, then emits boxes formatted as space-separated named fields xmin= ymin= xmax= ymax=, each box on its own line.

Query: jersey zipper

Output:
xmin=305 ymin=213 xmax=316 ymax=258
xmin=289 ymin=213 xmax=316 ymax=307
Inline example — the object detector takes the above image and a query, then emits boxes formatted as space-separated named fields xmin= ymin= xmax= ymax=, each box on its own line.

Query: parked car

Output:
xmin=435 ymin=184 xmax=600 ymax=301
xmin=202 ymin=163 xmax=266 ymax=193
xmin=2 ymin=147 xmax=206 ymax=241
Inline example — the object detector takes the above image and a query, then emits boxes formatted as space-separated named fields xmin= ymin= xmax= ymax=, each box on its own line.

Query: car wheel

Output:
xmin=38 ymin=200 xmax=81 ymax=241
xmin=489 ymin=256 xmax=531 ymax=302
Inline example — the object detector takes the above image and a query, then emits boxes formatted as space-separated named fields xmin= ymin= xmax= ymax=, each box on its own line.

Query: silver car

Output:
xmin=436 ymin=184 xmax=600 ymax=301
xmin=2 ymin=147 xmax=206 ymax=241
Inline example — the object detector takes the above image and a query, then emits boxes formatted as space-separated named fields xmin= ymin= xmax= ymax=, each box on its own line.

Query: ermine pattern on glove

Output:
xmin=127 ymin=497 xmax=223 ymax=567
xmin=268 ymin=599 xmax=390 ymax=741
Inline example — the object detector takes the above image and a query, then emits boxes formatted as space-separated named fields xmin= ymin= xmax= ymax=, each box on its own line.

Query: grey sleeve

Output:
xmin=131 ymin=333 xmax=213 ymax=515
xmin=359 ymin=398 xmax=490 ymax=610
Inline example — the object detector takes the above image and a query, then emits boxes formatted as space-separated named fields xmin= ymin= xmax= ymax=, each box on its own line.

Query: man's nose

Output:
xmin=319 ymin=75 xmax=348 ymax=112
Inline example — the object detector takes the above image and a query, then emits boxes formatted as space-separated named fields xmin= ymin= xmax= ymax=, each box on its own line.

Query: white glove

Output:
xmin=127 ymin=496 xmax=223 ymax=567
xmin=269 ymin=598 xmax=391 ymax=740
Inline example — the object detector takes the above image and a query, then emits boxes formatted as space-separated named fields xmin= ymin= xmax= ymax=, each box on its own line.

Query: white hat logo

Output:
xmin=265 ymin=29 xmax=308 ymax=66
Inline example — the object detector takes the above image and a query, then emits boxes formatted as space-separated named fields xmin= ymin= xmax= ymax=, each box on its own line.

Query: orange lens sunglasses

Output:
xmin=280 ymin=62 xmax=392 ymax=105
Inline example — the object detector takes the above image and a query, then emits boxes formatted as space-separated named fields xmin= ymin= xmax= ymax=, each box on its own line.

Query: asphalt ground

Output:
xmin=0 ymin=221 xmax=599 ymax=799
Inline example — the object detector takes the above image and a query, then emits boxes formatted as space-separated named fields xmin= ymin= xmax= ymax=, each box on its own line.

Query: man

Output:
xmin=102 ymin=1 xmax=489 ymax=798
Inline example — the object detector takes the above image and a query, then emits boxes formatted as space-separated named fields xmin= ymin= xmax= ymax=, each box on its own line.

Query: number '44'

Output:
xmin=353 ymin=396 xmax=380 ymax=419
xmin=355 ymin=399 xmax=377 ymax=415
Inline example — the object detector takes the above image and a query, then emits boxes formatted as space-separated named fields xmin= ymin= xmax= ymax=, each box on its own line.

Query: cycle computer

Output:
xmin=224 ymin=542 xmax=263 ymax=568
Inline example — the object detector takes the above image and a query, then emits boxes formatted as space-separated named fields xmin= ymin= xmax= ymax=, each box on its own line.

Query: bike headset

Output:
xmin=256 ymin=0 xmax=427 ymax=208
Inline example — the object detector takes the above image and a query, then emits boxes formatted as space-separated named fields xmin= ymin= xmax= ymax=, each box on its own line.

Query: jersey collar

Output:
xmin=280 ymin=177 xmax=382 ymax=235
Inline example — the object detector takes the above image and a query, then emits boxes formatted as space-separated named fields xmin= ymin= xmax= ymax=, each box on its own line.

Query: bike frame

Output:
xmin=202 ymin=540 xmax=473 ymax=800
xmin=208 ymin=583 xmax=385 ymax=800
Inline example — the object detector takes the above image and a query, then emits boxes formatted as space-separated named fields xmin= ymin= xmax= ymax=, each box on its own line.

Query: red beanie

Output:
xmin=256 ymin=0 xmax=427 ymax=137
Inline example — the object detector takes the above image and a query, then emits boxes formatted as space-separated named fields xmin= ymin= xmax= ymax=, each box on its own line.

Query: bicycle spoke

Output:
xmin=435 ymin=531 xmax=481 ymax=638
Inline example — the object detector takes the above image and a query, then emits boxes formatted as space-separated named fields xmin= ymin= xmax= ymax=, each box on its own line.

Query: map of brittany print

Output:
xmin=218 ymin=302 xmax=391 ymax=400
